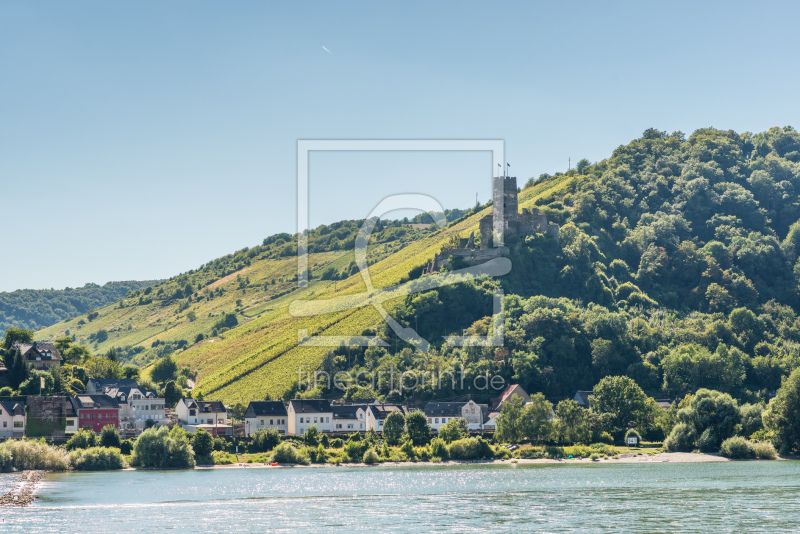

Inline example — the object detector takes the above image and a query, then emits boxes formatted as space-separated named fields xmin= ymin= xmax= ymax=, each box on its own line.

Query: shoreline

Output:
xmin=0 ymin=470 xmax=46 ymax=507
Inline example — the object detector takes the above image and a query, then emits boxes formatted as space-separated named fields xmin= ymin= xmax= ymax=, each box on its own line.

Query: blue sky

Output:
xmin=2 ymin=1 xmax=799 ymax=291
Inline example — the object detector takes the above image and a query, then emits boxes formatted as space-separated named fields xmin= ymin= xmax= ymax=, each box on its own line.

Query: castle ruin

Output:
xmin=424 ymin=176 xmax=560 ymax=274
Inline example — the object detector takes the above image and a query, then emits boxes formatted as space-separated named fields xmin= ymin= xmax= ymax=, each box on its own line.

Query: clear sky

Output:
xmin=2 ymin=1 xmax=799 ymax=292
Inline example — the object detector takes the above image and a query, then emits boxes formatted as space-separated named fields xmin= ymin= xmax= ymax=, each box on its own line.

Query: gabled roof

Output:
xmin=424 ymin=402 xmax=465 ymax=417
xmin=14 ymin=342 xmax=62 ymax=362
xmin=331 ymin=404 xmax=366 ymax=419
xmin=73 ymin=394 xmax=120 ymax=410
xmin=367 ymin=404 xmax=407 ymax=420
xmin=0 ymin=401 xmax=25 ymax=416
xmin=87 ymin=378 xmax=140 ymax=392
xmin=182 ymin=398 xmax=227 ymax=413
xmin=245 ymin=401 xmax=288 ymax=418
xmin=574 ymin=390 xmax=593 ymax=407
xmin=288 ymin=399 xmax=332 ymax=413
xmin=490 ymin=384 xmax=530 ymax=409
xmin=106 ymin=386 xmax=159 ymax=401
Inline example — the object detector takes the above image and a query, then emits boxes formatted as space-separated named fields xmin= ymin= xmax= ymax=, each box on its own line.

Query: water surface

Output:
xmin=2 ymin=461 xmax=799 ymax=533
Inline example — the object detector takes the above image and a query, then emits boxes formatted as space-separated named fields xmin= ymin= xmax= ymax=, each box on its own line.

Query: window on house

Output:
xmin=442 ymin=418 xmax=447 ymax=423
xmin=14 ymin=422 xmax=23 ymax=428
xmin=2 ymin=422 xmax=6 ymax=428
xmin=435 ymin=418 xmax=439 ymax=424
xmin=313 ymin=417 xmax=318 ymax=423
xmin=300 ymin=417 xmax=304 ymax=423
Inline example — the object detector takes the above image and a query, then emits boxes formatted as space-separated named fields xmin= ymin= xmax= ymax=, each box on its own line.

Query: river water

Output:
xmin=1 ymin=461 xmax=799 ymax=533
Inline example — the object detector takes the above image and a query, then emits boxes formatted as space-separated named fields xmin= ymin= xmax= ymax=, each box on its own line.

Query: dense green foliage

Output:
xmin=131 ymin=426 xmax=195 ymax=468
xmin=69 ymin=446 xmax=126 ymax=470
xmin=0 ymin=281 xmax=158 ymax=337
xmin=763 ymin=367 xmax=800 ymax=453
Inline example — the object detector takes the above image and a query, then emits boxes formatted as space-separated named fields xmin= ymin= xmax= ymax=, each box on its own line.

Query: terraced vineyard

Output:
xmin=36 ymin=175 xmax=570 ymax=402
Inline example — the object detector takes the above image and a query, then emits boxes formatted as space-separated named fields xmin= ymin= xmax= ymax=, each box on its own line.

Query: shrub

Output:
xmin=400 ymin=440 xmax=416 ymax=460
xmin=252 ymin=428 xmax=281 ymax=452
xmin=664 ymin=423 xmax=697 ymax=452
xmin=589 ymin=453 xmax=601 ymax=461
xmin=493 ymin=447 xmax=511 ymax=459
xmin=304 ymin=425 xmax=320 ymax=446
xmin=270 ymin=442 xmax=310 ymax=465
xmin=193 ymin=428 xmax=214 ymax=457
xmin=329 ymin=438 xmax=344 ymax=449
xmin=752 ymin=441 xmax=777 ymax=460
xmin=100 ymin=425 xmax=122 ymax=449
xmin=0 ymin=439 xmax=70 ymax=471
xmin=596 ymin=432 xmax=614 ymax=445
xmin=719 ymin=436 xmax=755 ymax=459
xmin=0 ymin=447 xmax=13 ymax=472
xmin=544 ymin=446 xmax=566 ymax=458
xmin=429 ymin=437 xmax=449 ymax=460
xmin=131 ymin=426 xmax=196 ymax=468
xmin=448 ymin=437 xmax=493 ymax=460
xmin=363 ymin=448 xmax=380 ymax=464
xmin=211 ymin=451 xmax=237 ymax=465
xmin=696 ymin=428 xmax=718 ymax=453
xmin=514 ymin=448 xmax=545 ymax=460
xmin=70 ymin=447 xmax=126 ymax=470
xmin=66 ymin=429 xmax=98 ymax=451
xmin=119 ymin=439 xmax=134 ymax=455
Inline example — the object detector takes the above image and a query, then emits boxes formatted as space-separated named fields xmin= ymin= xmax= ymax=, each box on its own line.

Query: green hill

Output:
xmin=0 ymin=281 xmax=160 ymax=338
xmin=36 ymin=126 xmax=800 ymax=410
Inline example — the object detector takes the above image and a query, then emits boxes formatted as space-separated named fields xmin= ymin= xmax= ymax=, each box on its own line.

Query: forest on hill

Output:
xmin=0 ymin=281 xmax=159 ymax=338
xmin=29 ymin=127 xmax=800 ymax=428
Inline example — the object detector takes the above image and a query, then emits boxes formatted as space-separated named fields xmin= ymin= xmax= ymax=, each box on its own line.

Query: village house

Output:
xmin=176 ymin=398 xmax=231 ymax=436
xmin=331 ymin=404 xmax=367 ymax=432
xmin=365 ymin=404 xmax=408 ymax=432
xmin=490 ymin=384 xmax=531 ymax=411
xmin=424 ymin=402 xmax=467 ymax=431
xmin=86 ymin=378 xmax=140 ymax=394
xmin=287 ymin=399 xmax=333 ymax=435
xmin=244 ymin=401 xmax=288 ymax=436
xmin=13 ymin=342 xmax=62 ymax=370
xmin=72 ymin=394 xmax=120 ymax=433
xmin=0 ymin=401 xmax=25 ymax=438
xmin=106 ymin=385 xmax=166 ymax=432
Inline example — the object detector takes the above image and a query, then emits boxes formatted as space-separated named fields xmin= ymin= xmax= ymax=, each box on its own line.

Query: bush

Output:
xmin=514 ymin=448 xmax=546 ymax=460
xmin=664 ymin=423 xmax=697 ymax=452
xmin=447 ymin=437 xmax=493 ymax=460
xmin=329 ymin=438 xmax=344 ymax=449
xmin=70 ymin=447 xmax=126 ymax=470
xmin=270 ymin=442 xmax=310 ymax=465
xmin=100 ymin=425 xmax=122 ymax=449
xmin=66 ymin=429 xmax=98 ymax=451
xmin=719 ymin=436 xmax=755 ymax=459
xmin=119 ymin=439 xmax=135 ymax=455
xmin=0 ymin=439 xmax=70 ymax=471
xmin=363 ymin=448 xmax=380 ymax=464
xmin=131 ymin=426 xmax=196 ymax=468
xmin=696 ymin=428 xmax=718 ymax=453
xmin=596 ymin=431 xmax=614 ymax=445
xmin=624 ymin=428 xmax=642 ymax=444
xmin=589 ymin=453 xmax=601 ymax=461
xmin=0 ymin=447 xmax=13 ymax=472
xmin=252 ymin=428 xmax=281 ymax=452
xmin=211 ymin=451 xmax=237 ymax=465
xmin=193 ymin=428 xmax=214 ymax=457
xmin=493 ymin=447 xmax=511 ymax=459
xmin=429 ymin=437 xmax=449 ymax=460
xmin=752 ymin=441 xmax=777 ymax=460
xmin=344 ymin=440 xmax=365 ymax=462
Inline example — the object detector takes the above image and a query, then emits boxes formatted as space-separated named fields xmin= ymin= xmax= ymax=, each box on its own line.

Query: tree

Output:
xmin=105 ymin=348 xmax=118 ymax=363
xmin=763 ymin=367 xmax=800 ymax=453
xmin=162 ymin=381 xmax=182 ymax=408
xmin=676 ymin=389 xmax=741 ymax=452
xmin=382 ymin=411 xmax=405 ymax=445
xmin=522 ymin=393 xmax=554 ymax=444
xmin=438 ymin=418 xmax=468 ymax=443
xmin=151 ymin=355 xmax=178 ymax=383
xmin=3 ymin=327 xmax=33 ymax=349
xmin=229 ymin=402 xmax=246 ymax=420
xmin=589 ymin=375 xmax=651 ymax=439
xmin=304 ymin=425 xmax=320 ymax=446
xmin=7 ymin=349 xmax=29 ymax=390
xmin=100 ymin=424 xmax=122 ymax=448
xmin=405 ymin=410 xmax=431 ymax=446
xmin=122 ymin=365 xmax=140 ymax=380
xmin=252 ymin=428 xmax=281 ymax=452
xmin=20 ymin=370 xmax=54 ymax=396
xmin=555 ymin=399 xmax=589 ymax=444
xmin=495 ymin=394 xmax=527 ymax=443
xmin=193 ymin=428 xmax=214 ymax=457
xmin=186 ymin=311 xmax=197 ymax=322
xmin=131 ymin=426 xmax=195 ymax=468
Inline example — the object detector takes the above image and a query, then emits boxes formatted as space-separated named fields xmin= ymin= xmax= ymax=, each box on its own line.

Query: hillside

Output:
xmin=0 ymin=281 xmax=159 ymax=338
xmin=36 ymin=126 xmax=800 ymax=411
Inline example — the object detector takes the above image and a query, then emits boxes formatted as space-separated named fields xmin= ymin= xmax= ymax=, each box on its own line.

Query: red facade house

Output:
xmin=72 ymin=394 xmax=120 ymax=432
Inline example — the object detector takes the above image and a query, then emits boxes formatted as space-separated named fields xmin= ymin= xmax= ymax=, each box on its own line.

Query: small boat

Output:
xmin=270 ymin=462 xmax=278 ymax=466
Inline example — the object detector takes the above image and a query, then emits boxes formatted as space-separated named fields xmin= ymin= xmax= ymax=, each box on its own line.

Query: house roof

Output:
xmin=0 ymin=401 xmax=25 ymax=416
xmin=366 ymin=404 xmax=407 ymax=420
xmin=106 ymin=386 xmax=158 ymax=401
xmin=245 ymin=401 xmax=288 ymax=418
xmin=490 ymin=384 xmax=529 ymax=409
xmin=73 ymin=394 xmax=120 ymax=410
xmin=182 ymin=398 xmax=227 ymax=413
xmin=424 ymin=402 xmax=465 ymax=417
xmin=88 ymin=378 xmax=140 ymax=392
xmin=288 ymin=399 xmax=332 ymax=413
xmin=331 ymin=404 xmax=365 ymax=420
xmin=14 ymin=342 xmax=63 ymax=362
xmin=574 ymin=390 xmax=593 ymax=406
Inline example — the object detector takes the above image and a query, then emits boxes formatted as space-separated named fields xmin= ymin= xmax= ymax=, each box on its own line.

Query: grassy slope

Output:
xmin=37 ymin=175 xmax=571 ymax=403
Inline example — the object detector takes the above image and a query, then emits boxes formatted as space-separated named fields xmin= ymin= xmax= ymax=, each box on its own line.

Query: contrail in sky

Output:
xmin=322 ymin=46 xmax=332 ymax=54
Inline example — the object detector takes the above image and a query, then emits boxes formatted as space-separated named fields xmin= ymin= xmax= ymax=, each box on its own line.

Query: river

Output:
xmin=1 ymin=461 xmax=799 ymax=533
